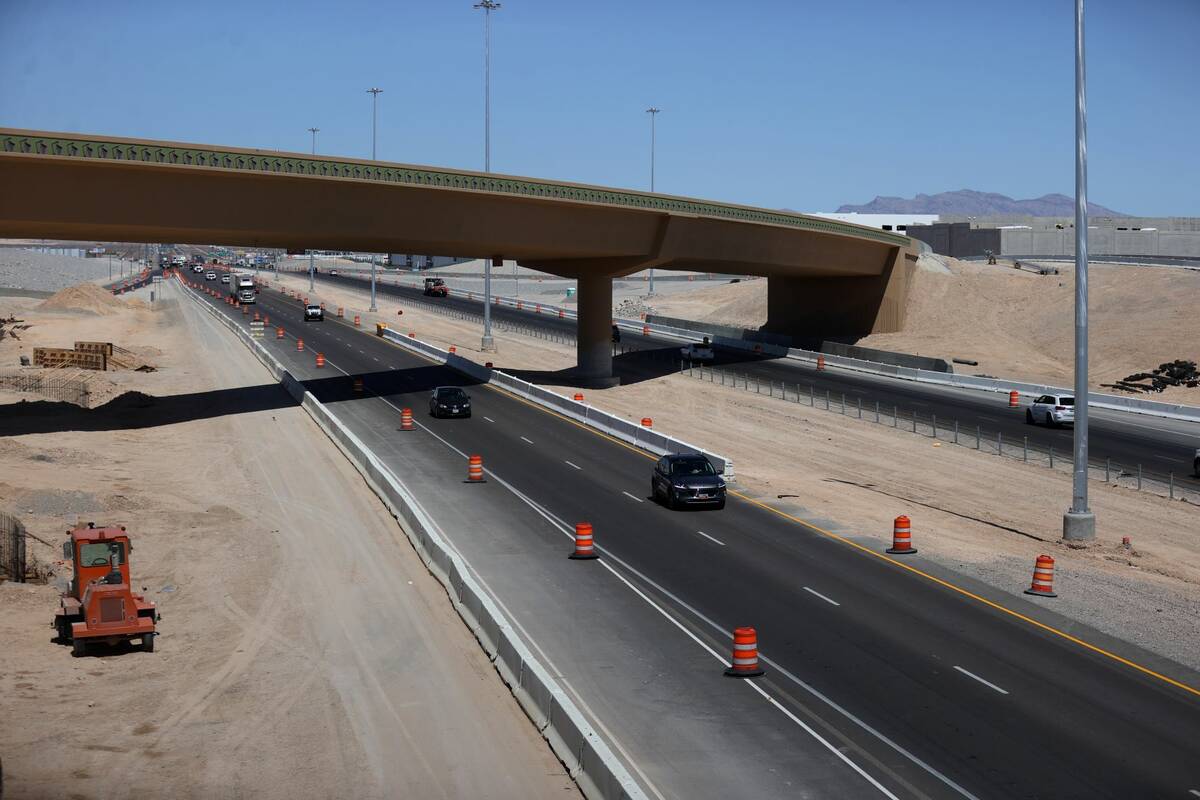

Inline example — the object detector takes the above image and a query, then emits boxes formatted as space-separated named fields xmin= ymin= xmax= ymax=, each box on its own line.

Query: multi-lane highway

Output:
xmin=179 ymin=272 xmax=1200 ymax=799
xmin=300 ymin=267 xmax=1200 ymax=493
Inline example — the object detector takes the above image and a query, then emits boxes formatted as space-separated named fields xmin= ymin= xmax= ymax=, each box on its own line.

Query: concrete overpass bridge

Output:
xmin=0 ymin=128 xmax=918 ymax=384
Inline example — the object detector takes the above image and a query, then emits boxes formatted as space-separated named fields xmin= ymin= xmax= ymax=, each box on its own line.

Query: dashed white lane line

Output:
xmin=803 ymin=586 xmax=841 ymax=606
xmin=483 ymin=416 xmax=495 ymax=423
xmin=695 ymin=530 xmax=725 ymax=546
xmin=622 ymin=491 xmax=644 ymax=503
xmin=373 ymin=356 xmax=380 ymax=362
xmin=564 ymin=460 xmax=582 ymax=470
xmin=520 ymin=436 xmax=534 ymax=444
xmin=953 ymin=665 xmax=1009 ymax=695
xmin=1186 ymin=789 xmax=1200 ymax=798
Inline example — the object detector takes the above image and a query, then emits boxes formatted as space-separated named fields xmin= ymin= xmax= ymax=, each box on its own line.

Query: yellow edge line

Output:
xmin=358 ymin=301 xmax=1200 ymax=700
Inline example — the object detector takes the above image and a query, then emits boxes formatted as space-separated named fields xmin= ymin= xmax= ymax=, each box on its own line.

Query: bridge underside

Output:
xmin=0 ymin=137 xmax=918 ymax=383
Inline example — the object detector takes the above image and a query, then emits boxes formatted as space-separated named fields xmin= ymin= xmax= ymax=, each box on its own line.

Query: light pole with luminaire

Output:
xmin=475 ymin=0 xmax=500 ymax=351
xmin=308 ymin=127 xmax=319 ymax=292
xmin=1064 ymin=0 xmax=1095 ymax=541
xmin=646 ymin=106 xmax=660 ymax=295
xmin=366 ymin=88 xmax=383 ymax=311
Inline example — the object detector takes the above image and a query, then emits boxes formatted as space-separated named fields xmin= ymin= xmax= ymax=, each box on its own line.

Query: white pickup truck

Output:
xmin=680 ymin=337 xmax=715 ymax=363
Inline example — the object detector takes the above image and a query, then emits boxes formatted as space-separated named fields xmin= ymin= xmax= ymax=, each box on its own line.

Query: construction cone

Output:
xmin=724 ymin=627 xmax=765 ymax=678
xmin=353 ymin=377 xmax=364 ymax=393
xmin=1009 ymin=390 xmax=1020 ymax=408
xmin=641 ymin=418 xmax=653 ymax=428
xmin=400 ymin=408 xmax=414 ymax=431
xmin=569 ymin=522 xmax=599 ymax=560
xmin=1024 ymin=555 xmax=1057 ymax=597
xmin=276 ymin=326 xmax=284 ymax=339
xmin=315 ymin=353 xmax=325 ymax=368
xmin=573 ymin=393 xmax=585 ymax=402
xmin=817 ymin=355 xmax=826 ymax=371
xmin=467 ymin=455 xmax=484 ymax=483
xmin=887 ymin=515 xmax=917 ymax=554
xmin=297 ymin=338 xmax=304 ymax=352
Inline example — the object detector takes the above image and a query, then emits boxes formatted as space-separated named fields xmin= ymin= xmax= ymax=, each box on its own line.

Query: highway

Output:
xmin=184 ymin=274 xmax=1200 ymax=799
xmin=302 ymin=267 xmax=1200 ymax=494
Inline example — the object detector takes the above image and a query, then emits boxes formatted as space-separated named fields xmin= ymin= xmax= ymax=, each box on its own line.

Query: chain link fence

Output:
xmin=0 ymin=509 xmax=27 ymax=583
xmin=387 ymin=293 xmax=578 ymax=347
xmin=682 ymin=361 xmax=1200 ymax=505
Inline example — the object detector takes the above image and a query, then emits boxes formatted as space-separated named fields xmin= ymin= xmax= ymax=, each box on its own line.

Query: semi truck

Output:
xmin=229 ymin=273 xmax=256 ymax=304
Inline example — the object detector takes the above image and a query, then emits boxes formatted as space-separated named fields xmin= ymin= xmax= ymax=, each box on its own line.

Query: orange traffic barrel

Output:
xmin=724 ymin=627 xmax=765 ymax=678
xmin=354 ymin=315 xmax=361 ymax=327
xmin=1024 ymin=555 xmax=1057 ymax=597
xmin=642 ymin=325 xmax=649 ymax=336
xmin=449 ymin=345 xmax=457 ymax=354
xmin=276 ymin=327 xmax=284 ymax=339
xmin=408 ymin=332 xmax=416 ymax=338
xmin=558 ymin=309 xmax=564 ymax=319
xmin=337 ymin=306 xmax=344 ymax=318
xmin=485 ymin=361 xmax=493 ymax=369
xmin=886 ymin=515 xmax=917 ymax=554
xmin=315 ymin=353 xmax=325 ymax=368
xmin=303 ymin=296 xmax=309 ymax=305
xmin=517 ymin=301 xmax=523 ymax=310
xmin=817 ymin=355 xmax=826 ymax=371
xmin=353 ymin=377 xmax=364 ymax=393
xmin=574 ymin=392 xmax=585 ymax=402
xmin=400 ymin=407 xmax=414 ymax=431
xmin=641 ymin=417 xmax=653 ymax=428
xmin=467 ymin=455 xmax=484 ymax=483
xmin=241 ymin=305 xmax=248 ymax=315
xmin=297 ymin=338 xmax=305 ymax=352
xmin=263 ymin=315 xmax=269 ymax=325
xmin=1009 ymin=390 xmax=1020 ymax=408
xmin=569 ymin=522 xmax=599 ymax=560
xmin=253 ymin=311 xmax=260 ymax=321
xmin=320 ymin=302 xmax=325 ymax=310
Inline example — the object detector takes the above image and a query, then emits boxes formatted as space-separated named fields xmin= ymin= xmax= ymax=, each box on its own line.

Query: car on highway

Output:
xmin=220 ymin=274 xmax=231 ymax=284
xmin=651 ymin=453 xmax=726 ymax=510
xmin=329 ymin=269 xmax=339 ymax=276
xmin=681 ymin=337 xmax=715 ymax=363
xmin=429 ymin=386 xmax=471 ymax=418
xmin=205 ymin=271 xmax=217 ymax=281
xmin=303 ymin=304 xmax=323 ymax=322
xmin=1027 ymin=394 xmax=1075 ymax=427
xmin=192 ymin=264 xmax=204 ymax=273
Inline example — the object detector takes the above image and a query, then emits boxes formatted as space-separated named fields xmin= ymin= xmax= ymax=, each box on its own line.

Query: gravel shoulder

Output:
xmin=272 ymin=269 xmax=1200 ymax=673
xmin=0 ymin=281 xmax=576 ymax=799
xmin=0 ymin=247 xmax=138 ymax=292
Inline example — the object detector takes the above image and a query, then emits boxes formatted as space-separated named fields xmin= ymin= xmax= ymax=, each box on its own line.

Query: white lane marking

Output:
xmin=1187 ymin=789 xmax=1200 ymax=798
xmin=520 ymin=436 xmax=534 ymax=444
xmin=622 ymin=491 xmax=644 ymax=503
xmin=483 ymin=416 xmax=495 ymax=423
xmin=803 ymin=586 xmax=841 ymax=606
xmin=953 ymin=665 xmax=1009 ymax=695
xmin=695 ymin=530 xmax=725 ymax=546
xmin=302 ymin=319 xmax=964 ymax=800
xmin=373 ymin=356 xmax=380 ymax=362
xmin=564 ymin=460 xmax=582 ymax=470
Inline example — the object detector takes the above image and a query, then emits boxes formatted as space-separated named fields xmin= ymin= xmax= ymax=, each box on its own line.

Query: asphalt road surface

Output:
xmin=304 ymin=268 xmax=1200 ymax=494
xmin=184 ymin=274 xmax=1200 ymax=799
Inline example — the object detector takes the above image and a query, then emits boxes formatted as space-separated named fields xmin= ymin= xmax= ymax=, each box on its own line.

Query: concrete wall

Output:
xmin=906 ymin=223 xmax=1000 ymax=258
xmin=910 ymin=222 xmax=1200 ymax=259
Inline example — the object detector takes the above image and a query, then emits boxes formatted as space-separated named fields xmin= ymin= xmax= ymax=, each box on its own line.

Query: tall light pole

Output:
xmin=646 ymin=106 xmax=661 ymax=295
xmin=475 ymin=0 xmax=501 ymax=350
xmin=366 ymin=88 xmax=383 ymax=310
xmin=307 ymin=127 xmax=319 ymax=292
xmin=1064 ymin=0 xmax=1095 ymax=542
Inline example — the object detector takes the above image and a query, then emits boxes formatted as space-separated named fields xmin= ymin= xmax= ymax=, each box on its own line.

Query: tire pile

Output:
xmin=1103 ymin=360 xmax=1199 ymax=393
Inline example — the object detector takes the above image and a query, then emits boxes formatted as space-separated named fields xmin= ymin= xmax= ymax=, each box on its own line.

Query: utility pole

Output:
xmin=475 ymin=0 xmax=501 ymax=351
xmin=646 ymin=106 xmax=660 ymax=296
xmin=364 ymin=90 xmax=379 ymax=309
xmin=1064 ymin=0 xmax=1095 ymax=542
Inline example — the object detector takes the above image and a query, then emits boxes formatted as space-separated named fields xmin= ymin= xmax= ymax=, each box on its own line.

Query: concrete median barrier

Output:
xmin=176 ymin=278 xmax=646 ymax=800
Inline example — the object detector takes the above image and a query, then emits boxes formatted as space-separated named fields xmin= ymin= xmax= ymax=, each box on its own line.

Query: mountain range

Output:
xmin=835 ymin=190 xmax=1124 ymax=217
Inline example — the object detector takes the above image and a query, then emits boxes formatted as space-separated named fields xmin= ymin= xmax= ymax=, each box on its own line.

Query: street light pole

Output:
xmin=1064 ymin=0 xmax=1095 ymax=542
xmin=366 ymin=88 xmax=383 ymax=311
xmin=307 ymin=127 xmax=319 ymax=292
xmin=475 ymin=0 xmax=501 ymax=351
xmin=646 ymin=106 xmax=660 ymax=296
xmin=308 ymin=127 xmax=319 ymax=155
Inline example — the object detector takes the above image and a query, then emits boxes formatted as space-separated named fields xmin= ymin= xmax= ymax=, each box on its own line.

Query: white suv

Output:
xmin=1027 ymin=394 xmax=1075 ymax=427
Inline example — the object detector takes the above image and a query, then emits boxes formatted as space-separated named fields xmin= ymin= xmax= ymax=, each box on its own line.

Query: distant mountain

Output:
xmin=836 ymin=190 xmax=1124 ymax=217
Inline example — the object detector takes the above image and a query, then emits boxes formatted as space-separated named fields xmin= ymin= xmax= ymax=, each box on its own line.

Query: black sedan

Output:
xmin=429 ymin=386 xmax=472 ymax=418
xmin=651 ymin=453 xmax=726 ymax=510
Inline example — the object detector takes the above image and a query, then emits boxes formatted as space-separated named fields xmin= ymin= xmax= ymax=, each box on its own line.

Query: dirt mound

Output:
xmin=37 ymin=283 xmax=126 ymax=316
xmin=651 ymin=279 xmax=767 ymax=329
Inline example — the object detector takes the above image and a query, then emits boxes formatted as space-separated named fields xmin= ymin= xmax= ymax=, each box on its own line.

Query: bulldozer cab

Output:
xmin=63 ymin=525 xmax=131 ymax=600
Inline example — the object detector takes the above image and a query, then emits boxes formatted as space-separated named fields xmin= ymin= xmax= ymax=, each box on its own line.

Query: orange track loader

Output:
xmin=53 ymin=523 xmax=158 ymax=656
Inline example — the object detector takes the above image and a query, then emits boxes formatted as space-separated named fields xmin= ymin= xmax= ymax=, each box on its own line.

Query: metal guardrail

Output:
xmin=177 ymin=275 xmax=646 ymax=800
xmin=0 ymin=509 xmax=27 ymax=583
xmin=680 ymin=361 xmax=1199 ymax=504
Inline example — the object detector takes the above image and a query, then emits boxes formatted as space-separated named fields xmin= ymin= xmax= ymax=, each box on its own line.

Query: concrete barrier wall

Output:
xmin=176 ymin=277 xmax=646 ymax=800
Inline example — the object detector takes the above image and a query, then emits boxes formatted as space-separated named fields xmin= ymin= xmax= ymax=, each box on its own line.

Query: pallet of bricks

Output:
xmin=32 ymin=341 xmax=110 ymax=371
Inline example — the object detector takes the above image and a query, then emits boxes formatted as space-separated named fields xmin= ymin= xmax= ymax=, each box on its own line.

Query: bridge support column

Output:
xmin=574 ymin=273 xmax=619 ymax=388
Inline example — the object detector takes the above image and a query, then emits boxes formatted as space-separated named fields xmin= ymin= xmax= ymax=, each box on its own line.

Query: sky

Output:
xmin=1 ymin=0 xmax=1197 ymax=216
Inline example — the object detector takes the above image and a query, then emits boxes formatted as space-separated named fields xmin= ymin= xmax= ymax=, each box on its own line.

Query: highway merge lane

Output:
xmin=309 ymin=268 xmax=1200 ymax=495
xmin=184 ymin=276 xmax=1200 ymax=799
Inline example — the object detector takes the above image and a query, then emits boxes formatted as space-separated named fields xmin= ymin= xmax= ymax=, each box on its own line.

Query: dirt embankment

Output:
xmin=650 ymin=259 xmax=1200 ymax=403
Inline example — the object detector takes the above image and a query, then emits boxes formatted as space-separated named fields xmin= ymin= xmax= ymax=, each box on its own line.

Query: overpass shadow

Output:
xmin=0 ymin=363 xmax=485 ymax=437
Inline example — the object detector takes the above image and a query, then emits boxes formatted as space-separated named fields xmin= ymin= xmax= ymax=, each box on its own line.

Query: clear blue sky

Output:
xmin=2 ymin=0 xmax=1197 ymax=215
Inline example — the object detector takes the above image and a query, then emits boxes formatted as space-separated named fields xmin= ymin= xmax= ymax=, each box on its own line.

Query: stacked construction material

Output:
xmin=1104 ymin=360 xmax=1199 ymax=393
